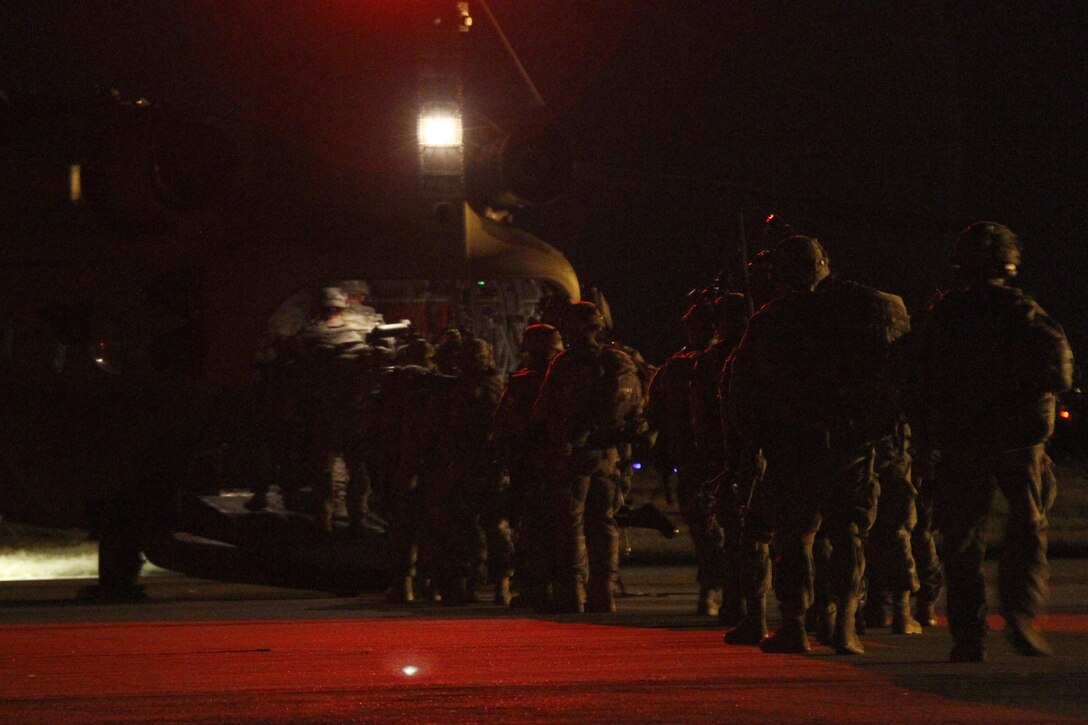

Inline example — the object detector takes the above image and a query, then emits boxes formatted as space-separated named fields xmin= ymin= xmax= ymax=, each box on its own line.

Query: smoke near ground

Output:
xmin=0 ymin=544 xmax=99 ymax=581
xmin=0 ymin=524 xmax=170 ymax=581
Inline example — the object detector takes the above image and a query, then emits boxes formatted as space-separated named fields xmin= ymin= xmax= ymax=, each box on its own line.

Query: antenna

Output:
xmin=477 ymin=0 xmax=547 ymax=107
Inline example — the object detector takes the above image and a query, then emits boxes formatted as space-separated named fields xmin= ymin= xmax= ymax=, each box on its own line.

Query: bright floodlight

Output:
xmin=402 ymin=666 xmax=420 ymax=676
xmin=418 ymin=110 xmax=462 ymax=147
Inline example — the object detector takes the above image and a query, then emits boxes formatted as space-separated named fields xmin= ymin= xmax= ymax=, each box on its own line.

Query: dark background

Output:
xmin=3 ymin=1 xmax=1085 ymax=365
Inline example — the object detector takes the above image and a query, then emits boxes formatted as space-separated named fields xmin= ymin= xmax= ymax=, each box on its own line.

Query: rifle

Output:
xmin=614 ymin=501 xmax=679 ymax=539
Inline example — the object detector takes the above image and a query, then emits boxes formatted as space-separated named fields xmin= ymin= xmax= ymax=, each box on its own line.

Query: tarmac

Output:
xmin=0 ymin=560 xmax=1086 ymax=724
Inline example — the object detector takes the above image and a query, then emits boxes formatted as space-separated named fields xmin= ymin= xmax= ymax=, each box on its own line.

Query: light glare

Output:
xmin=418 ymin=113 xmax=462 ymax=147
xmin=402 ymin=666 xmax=419 ymax=676
xmin=69 ymin=164 xmax=83 ymax=203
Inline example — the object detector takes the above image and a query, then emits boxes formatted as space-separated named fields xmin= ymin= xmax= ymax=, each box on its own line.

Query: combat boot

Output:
xmin=760 ymin=615 xmax=810 ymax=654
xmin=440 ymin=577 xmax=476 ymax=607
xmin=551 ymin=581 xmax=585 ymax=614
xmin=493 ymin=576 xmax=512 ymax=607
xmin=724 ymin=597 xmax=768 ymax=646
xmin=831 ymin=596 xmax=865 ymax=655
xmin=385 ymin=576 xmax=414 ymax=604
xmin=1005 ymin=615 xmax=1053 ymax=657
xmin=697 ymin=587 xmax=721 ymax=617
xmin=718 ymin=590 xmax=746 ymax=627
xmin=510 ymin=583 xmax=546 ymax=610
xmin=815 ymin=604 xmax=837 ymax=646
xmin=916 ymin=599 xmax=939 ymax=627
xmin=319 ymin=498 xmax=337 ymax=536
xmin=863 ymin=594 xmax=890 ymax=630
xmin=585 ymin=582 xmax=616 ymax=613
xmin=891 ymin=591 xmax=923 ymax=634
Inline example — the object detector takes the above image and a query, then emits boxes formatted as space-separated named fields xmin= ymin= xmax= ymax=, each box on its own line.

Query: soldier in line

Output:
xmin=910 ymin=470 xmax=944 ymax=627
xmin=378 ymin=359 xmax=446 ymax=603
xmin=427 ymin=337 xmax=510 ymax=605
xmin=339 ymin=280 xmax=385 ymax=339
xmin=292 ymin=287 xmax=374 ymax=534
xmin=536 ymin=301 xmax=644 ymax=613
xmin=646 ymin=303 xmax=716 ymax=614
xmin=726 ymin=236 xmax=905 ymax=655
xmin=690 ymin=293 xmax=750 ymax=623
xmin=913 ymin=222 xmax=1073 ymax=661
xmin=859 ymin=419 xmax=923 ymax=635
xmin=494 ymin=323 xmax=565 ymax=611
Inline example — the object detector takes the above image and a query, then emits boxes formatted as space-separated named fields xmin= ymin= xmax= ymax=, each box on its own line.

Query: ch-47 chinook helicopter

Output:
xmin=0 ymin=1 xmax=624 ymax=595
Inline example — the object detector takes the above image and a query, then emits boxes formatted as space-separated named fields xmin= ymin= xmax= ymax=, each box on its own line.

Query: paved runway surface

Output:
xmin=1 ymin=563 xmax=1086 ymax=723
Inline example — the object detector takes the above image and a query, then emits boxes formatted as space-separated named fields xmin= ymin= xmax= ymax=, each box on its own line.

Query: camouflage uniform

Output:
xmin=377 ymin=364 xmax=449 ymax=602
xmin=914 ymin=222 xmax=1073 ymax=660
xmin=606 ymin=340 xmax=654 ymax=503
xmin=727 ymin=237 xmax=908 ymax=655
xmin=429 ymin=338 xmax=510 ymax=605
xmin=648 ymin=345 xmax=722 ymax=611
xmin=861 ymin=419 xmax=923 ymax=634
xmin=691 ymin=294 xmax=749 ymax=623
xmin=911 ymin=469 xmax=944 ymax=626
xmin=494 ymin=324 xmax=564 ymax=609
xmin=292 ymin=289 xmax=373 ymax=533
xmin=536 ymin=302 xmax=643 ymax=613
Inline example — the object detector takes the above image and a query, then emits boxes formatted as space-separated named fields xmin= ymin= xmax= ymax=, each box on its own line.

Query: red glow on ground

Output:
xmin=2 ymin=616 xmax=1084 ymax=724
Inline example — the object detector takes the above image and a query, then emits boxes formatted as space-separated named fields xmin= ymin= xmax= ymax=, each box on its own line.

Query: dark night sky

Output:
xmin=3 ymin=1 xmax=1086 ymax=364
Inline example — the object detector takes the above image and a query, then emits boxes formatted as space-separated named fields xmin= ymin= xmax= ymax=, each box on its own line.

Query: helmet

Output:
xmin=951 ymin=221 xmax=1021 ymax=279
xmin=747 ymin=248 xmax=777 ymax=308
xmin=318 ymin=287 xmax=348 ymax=309
xmin=564 ymin=301 xmax=607 ymax=336
xmin=681 ymin=302 xmax=712 ymax=326
xmin=460 ymin=337 xmax=494 ymax=372
xmin=398 ymin=337 xmax=436 ymax=368
xmin=711 ymin=293 xmax=748 ymax=331
xmin=339 ymin=279 xmax=371 ymax=300
xmin=773 ymin=235 xmax=829 ymax=291
xmin=520 ymin=323 xmax=564 ymax=358
xmin=434 ymin=335 xmax=462 ymax=374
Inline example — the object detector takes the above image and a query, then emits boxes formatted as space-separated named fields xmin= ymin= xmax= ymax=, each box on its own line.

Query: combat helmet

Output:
xmin=434 ymin=330 xmax=463 ymax=374
xmin=951 ymin=221 xmax=1022 ymax=280
xmin=710 ymin=293 xmax=749 ymax=332
xmin=772 ymin=235 xmax=830 ymax=292
xmin=747 ymin=248 xmax=777 ymax=308
xmin=520 ymin=323 xmax=564 ymax=358
xmin=398 ymin=336 xmax=436 ymax=369
xmin=681 ymin=302 xmax=714 ymax=348
xmin=318 ymin=286 xmax=348 ymax=309
xmin=460 ymin=336 xmax=495 ymax=372
xmin=563 ymin=301 xmax=607 ymax=340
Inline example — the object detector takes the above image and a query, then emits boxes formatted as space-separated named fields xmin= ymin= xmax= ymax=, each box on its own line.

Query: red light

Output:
xmin=1060 ymin=409 xmax=1072 ymax=419
xmin=765 ymin=213 xmax=776 ymax=223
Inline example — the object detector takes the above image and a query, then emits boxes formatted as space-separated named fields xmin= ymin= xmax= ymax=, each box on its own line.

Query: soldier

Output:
xmin=434 ymin=328 xmax=464 ymax=376
xmin=726 ymin=236 xmax=905 ymax=655
xmin=494 ymin=323 xmax=565 ymax=610
xmin=690 ymin=293 xmax=749 ymax=623
xmin=911 ymin=469 xmax=944 ymax=627
xmin=913 ymin=222 xmax=1073 ymax=661
xmin=339 ymin=279 xmax=385 ymax=338
xmin=293 ymin=287 xmax=373 ymax=534
xmin=860 ymin=419 xmax=924 ymax=635
xmin=646 ymin=303 xmax=715 ymax=614
xmin=429 ymin=336 xmax=510 ymax=605
xmin=536 ymin=301 xmax=643 ymax=613
xmin=380 ymin=361 xmax=454 ymax=603
xmin=395 ymin=335 xmax=437 ymax=370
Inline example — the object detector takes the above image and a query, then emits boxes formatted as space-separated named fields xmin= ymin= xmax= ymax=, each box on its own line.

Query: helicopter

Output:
xmin=0 ymin=1 xmax=600 ymax=595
